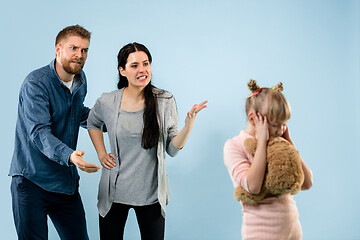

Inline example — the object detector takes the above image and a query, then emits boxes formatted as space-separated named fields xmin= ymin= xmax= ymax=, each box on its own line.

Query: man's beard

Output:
xmin=62 ymin=58 xmax=85 ymax=75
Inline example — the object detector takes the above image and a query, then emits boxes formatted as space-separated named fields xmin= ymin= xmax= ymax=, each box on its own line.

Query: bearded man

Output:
xmin=9 ymin=25 xmax=100 ymax=240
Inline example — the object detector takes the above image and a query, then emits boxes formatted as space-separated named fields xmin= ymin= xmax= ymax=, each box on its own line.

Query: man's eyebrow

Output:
xmin=69 ymin=45 xmax=88 ymax=49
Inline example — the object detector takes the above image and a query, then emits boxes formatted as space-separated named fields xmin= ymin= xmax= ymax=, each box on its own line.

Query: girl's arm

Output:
xmin=300 ymin=159 xmax=313 ymax=190
xmin=282 ymin=126 xmax=313 ymax=190
xmin=172 ymin=101 xmax=207 ymax=149
xmin=88 ymin=129 xmax=116 ymax=169
xmin=245 ymin=113 xmax=269 ymax=194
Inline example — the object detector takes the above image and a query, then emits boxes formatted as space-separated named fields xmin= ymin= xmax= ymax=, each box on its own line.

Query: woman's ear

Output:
xmin=119 ymin=67 xmax=126 ymax=77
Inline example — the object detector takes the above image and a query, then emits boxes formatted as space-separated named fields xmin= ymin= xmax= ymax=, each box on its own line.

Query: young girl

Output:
xmin=87 ymin=42 xmax=207 ymax=240
xmin=224 ymin=80 xmax=312 ymax=240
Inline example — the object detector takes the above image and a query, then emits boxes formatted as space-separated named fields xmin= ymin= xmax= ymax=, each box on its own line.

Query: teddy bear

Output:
xmin=234 ymin=136 xmax=304 ymax=205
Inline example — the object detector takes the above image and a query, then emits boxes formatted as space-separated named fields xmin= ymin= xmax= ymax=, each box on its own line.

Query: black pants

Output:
xmin=99 ymin=202 xmax=165 ymax=240
xmin=11 ymin=176 xmax=89 ymax=240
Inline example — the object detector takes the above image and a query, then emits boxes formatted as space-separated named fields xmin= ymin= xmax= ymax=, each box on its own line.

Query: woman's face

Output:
xmin=119 ymin=51 xmax=151 ymax=89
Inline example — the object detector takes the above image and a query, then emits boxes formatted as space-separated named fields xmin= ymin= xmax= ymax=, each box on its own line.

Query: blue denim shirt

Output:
xmin=9 ymin=59 xmax=90 ymax=195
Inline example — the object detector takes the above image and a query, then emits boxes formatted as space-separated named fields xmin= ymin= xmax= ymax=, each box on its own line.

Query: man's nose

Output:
xmin=74 ymin=49 xmax=83 ymax=58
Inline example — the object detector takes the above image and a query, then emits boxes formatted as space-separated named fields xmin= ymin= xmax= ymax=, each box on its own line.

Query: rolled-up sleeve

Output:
xmin=87 ymin=97 xmax=104 ymax=131
xmin=165 ymin=96 xmax=179 ymax=157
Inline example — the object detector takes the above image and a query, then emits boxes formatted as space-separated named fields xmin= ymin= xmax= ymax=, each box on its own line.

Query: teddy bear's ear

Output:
xmin=268 ymin=136 xmax=289 ymax=147
xmin=244 ymin=138 xmax=257 ymax=156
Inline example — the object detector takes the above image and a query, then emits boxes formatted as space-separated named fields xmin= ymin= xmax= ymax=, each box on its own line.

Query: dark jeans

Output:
xmin=11 ymin=176 xmax=89 ymax=240
xmin=99 ymin=202 xmax=165 ymax=240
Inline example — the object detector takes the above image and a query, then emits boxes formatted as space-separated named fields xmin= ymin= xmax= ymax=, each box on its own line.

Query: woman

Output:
xmin=87 ymin=42 xmax=207 ymax=239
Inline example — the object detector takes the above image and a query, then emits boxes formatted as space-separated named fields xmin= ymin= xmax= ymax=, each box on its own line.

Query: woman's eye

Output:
xmin=131 ymin=65 xmax=137 ymax=68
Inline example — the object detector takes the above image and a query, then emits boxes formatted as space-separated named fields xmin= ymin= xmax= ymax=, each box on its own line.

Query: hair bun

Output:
xmin=248 ymin=79 xmax=260 ymax=93
xmin=272 ymin=82 xmax=284 ymax=92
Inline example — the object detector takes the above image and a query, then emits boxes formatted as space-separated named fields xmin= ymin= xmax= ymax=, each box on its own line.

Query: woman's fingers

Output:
xmin=195 ymin=101 xmax=208 ymax=112
xmin=188 ymin=101 xmax=208 ymax=117
xmin=101 ymin=153 xmax=116 ymax=169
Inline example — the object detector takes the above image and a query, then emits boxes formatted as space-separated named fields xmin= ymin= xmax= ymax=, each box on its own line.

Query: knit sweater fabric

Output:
xmin=224 ymin=131 xmax=302 ymax=240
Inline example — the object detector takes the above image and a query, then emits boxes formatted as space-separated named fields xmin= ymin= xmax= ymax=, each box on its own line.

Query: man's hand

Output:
xmin=70 ymin=150 xmax=100 ymax=173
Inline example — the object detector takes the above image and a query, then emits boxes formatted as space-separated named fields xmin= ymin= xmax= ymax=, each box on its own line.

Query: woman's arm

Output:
xmin=88 ymin=129 xmax=116 ymax=169
xmin=172 ymin=101 xmax=207 ymax=149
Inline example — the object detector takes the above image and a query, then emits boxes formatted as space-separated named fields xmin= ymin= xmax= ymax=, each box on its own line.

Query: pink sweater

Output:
xmin=224 ymin=131 xmax=302 ymax=240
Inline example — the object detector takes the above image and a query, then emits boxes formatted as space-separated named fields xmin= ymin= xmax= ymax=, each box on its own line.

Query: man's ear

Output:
xmin=55 ymin=44 xmax=61 ymax=58
xmin=248 ymin=112 xmax=256 ymax=126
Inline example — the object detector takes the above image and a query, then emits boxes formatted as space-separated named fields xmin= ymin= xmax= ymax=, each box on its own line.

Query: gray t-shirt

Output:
xmin=114 ymin=108 xmax=158 ymax=206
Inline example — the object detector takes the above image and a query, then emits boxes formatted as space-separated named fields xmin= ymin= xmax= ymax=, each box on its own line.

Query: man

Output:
xmin=9 ymin=25 xmax=100 ymax=240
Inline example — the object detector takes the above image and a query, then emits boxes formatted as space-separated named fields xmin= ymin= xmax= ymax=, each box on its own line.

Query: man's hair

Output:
xmin=55 ymin=25 xmax=91 ymax=46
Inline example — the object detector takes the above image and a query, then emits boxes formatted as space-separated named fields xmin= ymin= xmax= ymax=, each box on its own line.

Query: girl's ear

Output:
xmin=248 ymin=112 xmax=256 ymax=126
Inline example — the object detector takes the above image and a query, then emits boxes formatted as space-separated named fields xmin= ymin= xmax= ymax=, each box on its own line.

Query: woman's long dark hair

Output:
xmin=117 ymin=42 xmax=159 ymax=149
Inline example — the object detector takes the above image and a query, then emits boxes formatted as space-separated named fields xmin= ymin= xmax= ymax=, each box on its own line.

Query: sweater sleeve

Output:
xmin=87 ymin=96 xmax=104 ymax=131
xmin=224 ymin=137 xmax=251 ymax=192
xmin=165 ymin=96 xmax=180 ymax=157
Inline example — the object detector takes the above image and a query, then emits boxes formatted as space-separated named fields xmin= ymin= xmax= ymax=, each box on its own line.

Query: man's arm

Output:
xmin=22 ymin=79 xmax=99 ymax=172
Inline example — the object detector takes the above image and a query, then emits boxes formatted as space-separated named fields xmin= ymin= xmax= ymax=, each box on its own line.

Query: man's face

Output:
xmin=56 ymin=35 xmax=89 ymax=75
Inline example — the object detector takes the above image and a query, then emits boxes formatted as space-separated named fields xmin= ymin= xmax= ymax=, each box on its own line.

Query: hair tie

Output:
xmin=252 ymin=88 xmax=263 ymax=96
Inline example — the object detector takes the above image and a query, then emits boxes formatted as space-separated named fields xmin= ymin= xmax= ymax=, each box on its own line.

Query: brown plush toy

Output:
xmin=234 ymin=136 xmax=304 ymax=205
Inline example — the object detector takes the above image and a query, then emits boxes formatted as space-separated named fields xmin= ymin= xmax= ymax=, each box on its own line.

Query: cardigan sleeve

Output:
xmin=165 ymin=96 xmax=180 ymax=157
xmin=224 ymin=137 xmax=252 ymax=192
xmin=87 ymin=96 xmax=105 ymax=131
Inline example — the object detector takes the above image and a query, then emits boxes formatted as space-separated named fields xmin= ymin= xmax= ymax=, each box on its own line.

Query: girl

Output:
xmin=224 ymin=80 xmax=312 ymax=240
xmin=87 ymin=42 xmax=207 ymax=240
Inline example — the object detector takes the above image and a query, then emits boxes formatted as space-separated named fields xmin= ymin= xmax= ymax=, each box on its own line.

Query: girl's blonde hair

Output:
xmin=245 ymin=79 xmax=291 ymax=122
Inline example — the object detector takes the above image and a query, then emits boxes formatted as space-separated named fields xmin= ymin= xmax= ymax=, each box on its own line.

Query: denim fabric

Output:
xmin=9 ymin=59 xmax=90 ymax=194
xmin=11 ymin=176 xmax=89 ymax=240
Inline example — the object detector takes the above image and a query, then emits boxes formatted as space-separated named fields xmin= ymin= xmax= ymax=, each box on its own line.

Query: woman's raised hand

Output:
xmin=185 ymin=100 xmax=208 ymax=128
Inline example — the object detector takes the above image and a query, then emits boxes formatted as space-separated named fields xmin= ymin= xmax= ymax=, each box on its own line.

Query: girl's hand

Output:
xmin=253 ymin=112 xmax=269 ymax=142
xmin=184 ymin=100 xmax=208 ymax=128
xmin=99 ymin=153 xmax=116 ymax=170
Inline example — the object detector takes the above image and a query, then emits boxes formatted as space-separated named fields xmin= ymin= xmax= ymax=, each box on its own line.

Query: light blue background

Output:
xmin=1 ymin=0 xmax=359 ymax=239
